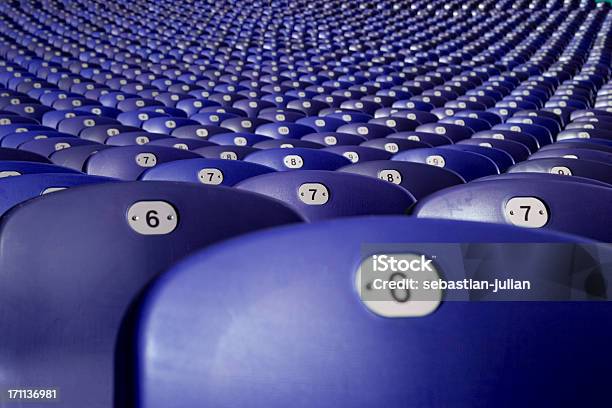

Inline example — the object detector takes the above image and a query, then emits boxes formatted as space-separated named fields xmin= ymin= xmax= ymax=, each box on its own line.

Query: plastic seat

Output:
xmin=49 ymin=144 xmax=115 ymax=171
xmin=253 ymin=139 xmax=325 ymax=149
xmin=0 ymin=181 xmax=301 ymax=408
xmin=208 ymin=132 xmax=271 ymax=146
xmin=117 ymin=110 xmax=169 ymax=128
xmin=322 ymin=145 xmax=393 ymax=163
xmin=140 ymin=158 xmax=275 ymax=186
xmin=220 ymin=117 xmax=270 ymax=133
xmin=336 ymin=123 xmax=395 ymax=140
xmin=193 ymin=145 xmax=259 ymax=160
xmin=236 ymin=170 xmax=415 ymax=221
xmin=0 ymin=146 xmax=51 ymax=163
xmin=360 ymin=138 xmax=429 ymax=154
xmin=170 ymin=124 xmax=228 ymax=140
xmin=440 ymin=144 xmax=515 ymax=172
xmin=387 ymin=131 xmax=452 ymax=146
xmin=457 ymin=138 xmax=530 ymax=162
xmin=338 ymin=160 xmax=465 ymax=199
xmin=0 ymin=161 xmax=80 ymax=178
xmin=104 ymin=132 xmax=172 ymax=147
xmin=473 ymin=173 xmax=612 ymax=189
xmin=393 ymin=148 xmax=500 ymax=181
xmin=85 ymin=146 xmax=200 ymax=180
xmin=0 ymin=114 xmax=39 ymax=126
xmin=79 ymin=124 xmax=141 ymax=143
xmin=528 ymin=148 xmax=612 ymax=165
xmin=1 ymin=130 xmax=75 ymax=149
xmin=142 ymin=117 xmax=200 ymax=134
xmin=415 ymin=179 xmax=612 ymax=241
xmin=118 ymin=217 xmax=611 ymax=408
xmin=57 ymin=115 xmax=121 ymax=137
xmin=415 ymin=123 xmax=473 ymax=143
xmin=440 ymin=116 xmax=491 ymax=133
xmin=368 ymin=117 xmax=419 ymax=132
xmin=507 ymin=116 xmax=561 ymax=136
xmin=507 ymin=158 xmax=612 ymax=185
xmin=0 ymin=173 xmax=113 ymax=216
xmin=18 ymin=137 xmax=100 ymax=157
xmin=0 ymin=124 xmax=53 ymax=142
xmin=557 ymin=129 xmax=612 ymax=142
xmin=244 ymin=148 xmax=350 ymax=171
xmin=255 ymin=122 xmax=315 ymax=139
xmin=472 ymin=130 xmax=539 ymax=153
xmin=301 ymin=131 xmax=365 ymax=146
xmin=492 ymin=123 xmax=553 ymax=146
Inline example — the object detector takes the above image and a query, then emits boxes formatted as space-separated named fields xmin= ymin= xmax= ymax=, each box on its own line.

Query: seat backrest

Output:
xmin=0 ymin=181 xmax=302 ymax=408
xmin=85 ymin=145 xmax=200 ymax=180
xmin=414 ymin=179 xmax=612 ymax=241
xmin=140 ymin=158 xmax=275 ymax=185
xmin=527 ymin=148 xmax=612 ymax=164
xmin=457 ymin=138 xmax=530 ymax=162
xmin=0 ymin=146 xmax=51 ymax=163
xmin=118 ymin=217 xmax=611 ymax=408
xmin=392 ymin=147 xmax=500 ymax=181
xmin=508 ymin=157 xmax=612 ymax=185
xmin=236 ymin=170 xmax=416 ymax=221
xmin=337 ymin=159 xmax=465 ymax=199
xmin=0 ymin=173 xmax=113 ymax=216
xmin=244 ymin=148 xmax=351 ymax=171
xmin=0 ymin=161 xmax=80 ymax=177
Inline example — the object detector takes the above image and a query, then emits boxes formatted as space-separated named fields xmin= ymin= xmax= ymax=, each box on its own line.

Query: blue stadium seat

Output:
xmin=85 ymin=146 xmax=200 ymax=180
xmin=440 ymin=144 xmax=515 ymax=172
xmin=49 ymin=145 xmax=115 ymax=171
xmin=415 ymin=179 xmax=612 ymax=241
xmin=0 ymin=161 xmax=80 ymax=177
xmin=508 ymin=158 xmax=612 ymax=185
xmin=236 ymin=171 xmax=415 ymax=220
xmin=140 ymin=158 xmax=275 ymax=186
xmin=393 ymin=148 xmax=500 ymax=181
xmin=118 ymin=217 xmax=611 ymax=408
xmin=104 ymin=132 xmax=171 ymax=147
xmin=323 ymin=145 xmax=393 ymax=163
xmin=193 ymin=145 xmax=259 ymax=160
xmin=0 ymin=181 xmax=302 ymax=408
xmin=0 ymin=146 xmax=52 ymax=163
xmin=244 ymin=148 xmax=351 ymax=171
xmin=0 ymin=173 xmax=113 ymax=216
xmin=338 ymin=160 xmax=465 ymax=199
xmin=528 ymin=148 xmax=612 ymax=164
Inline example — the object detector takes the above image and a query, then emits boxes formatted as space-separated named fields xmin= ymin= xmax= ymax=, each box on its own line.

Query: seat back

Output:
xmin=118 ymin=217 xmax=612 ymax=408
xmin=236 ymin=170 xmax=416 ymax=221
xmin=0 ymin=181 xmax=302 ymax=408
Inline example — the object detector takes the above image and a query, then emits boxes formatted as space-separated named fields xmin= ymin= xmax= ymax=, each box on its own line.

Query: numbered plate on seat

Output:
xmin=135 ymin=153 xmax=157 ymax=167
xmin=283 ymin=154 xmax=304 ymax=169
xmin=378 ymin=169 xmax=402 ymax=184
xmin=504 ymin=197 xmax=549 ymax=228
xmin=356 ymin=253 xmax=442 ymax=318
xmin=426 ymin=154 xmax=445 ymax=167
xmin=550 ymin=166 xmax=572 ymax=176
xmin=297 ymin=183 xmax=329 ymax=205
xmin=198 ymin=168 xmax=224 ymax=185
xmin=127 ymin=201 xmax=178 ymax=235
xmin=220 ymin=151 xmax=238 ymax=160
